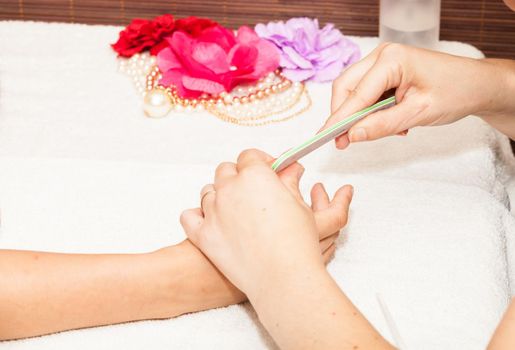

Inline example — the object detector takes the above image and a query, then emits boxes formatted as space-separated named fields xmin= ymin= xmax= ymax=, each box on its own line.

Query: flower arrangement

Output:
xmin=112 ymin=15 xmax=218 ymax=57
xmin=157 ymin=26 xmax=279 ymax=98
xmin=255 ymin=18 xmax=360 ymax=82
xmin=112 ymin=15 xmax=360 ymax=124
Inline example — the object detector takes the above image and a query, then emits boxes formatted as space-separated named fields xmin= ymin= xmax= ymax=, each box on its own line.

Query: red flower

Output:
xmin=111 ymin=15 xmax=218 ymax=57
xmin=157 ymin=25 xmax=280 ymax=98
xmin=175 ymin=16 xmax=218 ymax=37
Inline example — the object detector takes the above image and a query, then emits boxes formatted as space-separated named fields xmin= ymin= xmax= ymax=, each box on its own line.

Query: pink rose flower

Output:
xmin=157 ymin=25 xmax=280 ymax=98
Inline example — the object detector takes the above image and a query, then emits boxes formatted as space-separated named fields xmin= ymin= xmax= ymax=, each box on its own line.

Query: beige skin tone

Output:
xmin=182 ymin=150 xmax=393 ymax=350
xmin=0 ymin=165 xmax=349 ymax=340
xmin=324 ymin=44 xmax=515 ymax=149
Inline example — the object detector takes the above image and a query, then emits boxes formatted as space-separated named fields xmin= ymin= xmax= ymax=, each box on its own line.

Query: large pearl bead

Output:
xmin=143 ymin=89 xmax=172 ymax=118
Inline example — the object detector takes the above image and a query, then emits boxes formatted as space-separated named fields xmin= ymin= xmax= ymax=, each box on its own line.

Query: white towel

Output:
xmin=0 ymin=20 xmax=514 ymax=349
xmin=0 ymin=158 xmax=512 ymax=350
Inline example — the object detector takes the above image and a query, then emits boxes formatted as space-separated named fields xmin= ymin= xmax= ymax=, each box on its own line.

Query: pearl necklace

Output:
xmin=119 ymin=52 xmax=312 ymax=126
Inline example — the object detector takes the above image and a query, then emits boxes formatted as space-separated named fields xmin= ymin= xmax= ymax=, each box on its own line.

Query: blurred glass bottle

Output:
xmin=380 ymin=0 xmax=441 ymax=49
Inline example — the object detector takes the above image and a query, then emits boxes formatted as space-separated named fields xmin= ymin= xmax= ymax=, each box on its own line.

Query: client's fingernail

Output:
xmin=349 ymin=128 xmax=367 ymax=142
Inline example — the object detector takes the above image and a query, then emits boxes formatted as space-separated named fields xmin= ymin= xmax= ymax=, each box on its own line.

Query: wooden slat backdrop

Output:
xmin=1 ymin=0 xmax=514 ymax=59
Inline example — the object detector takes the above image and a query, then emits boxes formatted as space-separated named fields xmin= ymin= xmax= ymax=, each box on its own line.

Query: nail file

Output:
xmin=271 ymin=96 xmax=396 ymax=172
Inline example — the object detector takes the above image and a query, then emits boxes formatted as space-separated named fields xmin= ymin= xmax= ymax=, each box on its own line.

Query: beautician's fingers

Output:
xmin=277 ymin=162 xmax=305 ymax=203
xmin=200 ymin=184 xmax=216 ymax=216
xmin=335 ymin=130 xmax=408 ymax=150
xmin=314 ymin=185 xmax=353 ymax=238
xmin=180 ymin=208 xmax=204 ymax=233
xmin=236 ymin=149 xmax=275 ymax=172
xmin=331 ymin=61 xmax=401 ymax=131
xmin=322 ymin=243 xmax=336 ymax=264
xmin=319 ymin=232 xmax=339 ymax=253
xmin=214 ymin=162 xmax=237 ymax=186
xmin=330 ymin=44 xmax=386 ymax=114
xmin=335 ymin=133 xmax=350 ymax=150
xmin=310 ymin=182 xmax=330 ymax=211
xmin=324 ymin=46 xmax=404 ymax=134
xmin=347 ymin=98 xmax=417 ymax=142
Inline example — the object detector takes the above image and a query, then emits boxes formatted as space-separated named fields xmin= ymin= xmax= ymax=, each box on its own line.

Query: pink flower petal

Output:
xmin=223 ymin=74 xmax=257 ymax=91
xmin=157 ymin=47 xmax=182 ymax=72
xmin=171 ymin=31 xmax=218 ymax=80
xmin=228 ymin=44 xmax=258 ymax=70
xmin=197 ymin=26 xmax=236 ymax=52
xmin=182 ymin=75 xmax=225 ymax=95
xmin=251 ymin=39 xmax=280 ymax=78
xmin=192 ymin=41 xmax=230 ymax=74
xmin=236 ymin=26 xmax=259 ymax=44
xmin=159 ymin=69 xmax=188 ymax=96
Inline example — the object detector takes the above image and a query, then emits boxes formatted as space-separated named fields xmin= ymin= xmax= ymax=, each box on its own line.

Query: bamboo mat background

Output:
xmin=1 ymin=0 xmax=514 ymax=59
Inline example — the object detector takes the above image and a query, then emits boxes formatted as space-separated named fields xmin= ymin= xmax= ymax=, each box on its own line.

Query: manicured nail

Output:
xmin=349 ymin=128 xmax=367 ymax=142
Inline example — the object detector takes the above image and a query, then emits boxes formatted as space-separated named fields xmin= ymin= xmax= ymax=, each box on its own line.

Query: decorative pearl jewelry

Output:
xmin=223 ymin=94 xmax=233 ymax=104
xmin=119 ymin=56 xmax=311 ymax=126
xmin=143 ymin=88 xmax=173 ymax=118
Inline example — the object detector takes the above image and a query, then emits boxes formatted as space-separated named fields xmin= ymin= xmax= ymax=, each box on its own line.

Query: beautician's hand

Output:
xmin=180 ymin=149 xmax=352 ymax=295
xmin=166 ymin=164 xmax=349 ymax=314
xmin=324 ymin=43 xmax=515 ymax=149
xmin=181 ymin=149 xmax=391 ymax=350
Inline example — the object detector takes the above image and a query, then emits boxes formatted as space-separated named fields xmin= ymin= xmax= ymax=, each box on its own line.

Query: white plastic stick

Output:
xmin=376 ymin=293 xmax=408 ymax=350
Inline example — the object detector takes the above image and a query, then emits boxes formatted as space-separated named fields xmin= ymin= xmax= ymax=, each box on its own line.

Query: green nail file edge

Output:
xmin=272 ymin=96 xmax=396 ymax=172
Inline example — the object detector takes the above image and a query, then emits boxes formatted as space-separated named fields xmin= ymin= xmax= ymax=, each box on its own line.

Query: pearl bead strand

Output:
xmin=120 ymin=58 xmax=312 ymax=125
xmin=118 ymin=52 xmax=156 ymax=97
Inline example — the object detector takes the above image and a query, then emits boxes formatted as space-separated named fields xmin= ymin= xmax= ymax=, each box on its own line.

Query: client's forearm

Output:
xmin=0 ymin=248 xmax=180 ymax=340
xmin=0 ymin=241 xmax=245 ymax=340
xmin=248 ymin=263 xmax=394 ymax=350
xmin=476 ymin=59 xmax=515 ymax=139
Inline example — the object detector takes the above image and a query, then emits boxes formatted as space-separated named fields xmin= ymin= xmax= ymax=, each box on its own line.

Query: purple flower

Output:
xmin=255 ymin=18 xmax=360 ymax=82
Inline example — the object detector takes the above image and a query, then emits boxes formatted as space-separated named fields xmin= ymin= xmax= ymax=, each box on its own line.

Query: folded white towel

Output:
xmin=0 ymin=20 xmax=514 ymax=349
xmin=0 ymin=157 xmax=511 ymax=350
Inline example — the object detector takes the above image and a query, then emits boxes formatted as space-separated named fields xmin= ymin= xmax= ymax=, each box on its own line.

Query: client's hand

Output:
xmin=179 ymin=150 xmax=392 ymax=350
xmin=155 ymin=153 xmax=350 ymax=317
xmin=180 ymin=149 xmax=352 ymax=299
